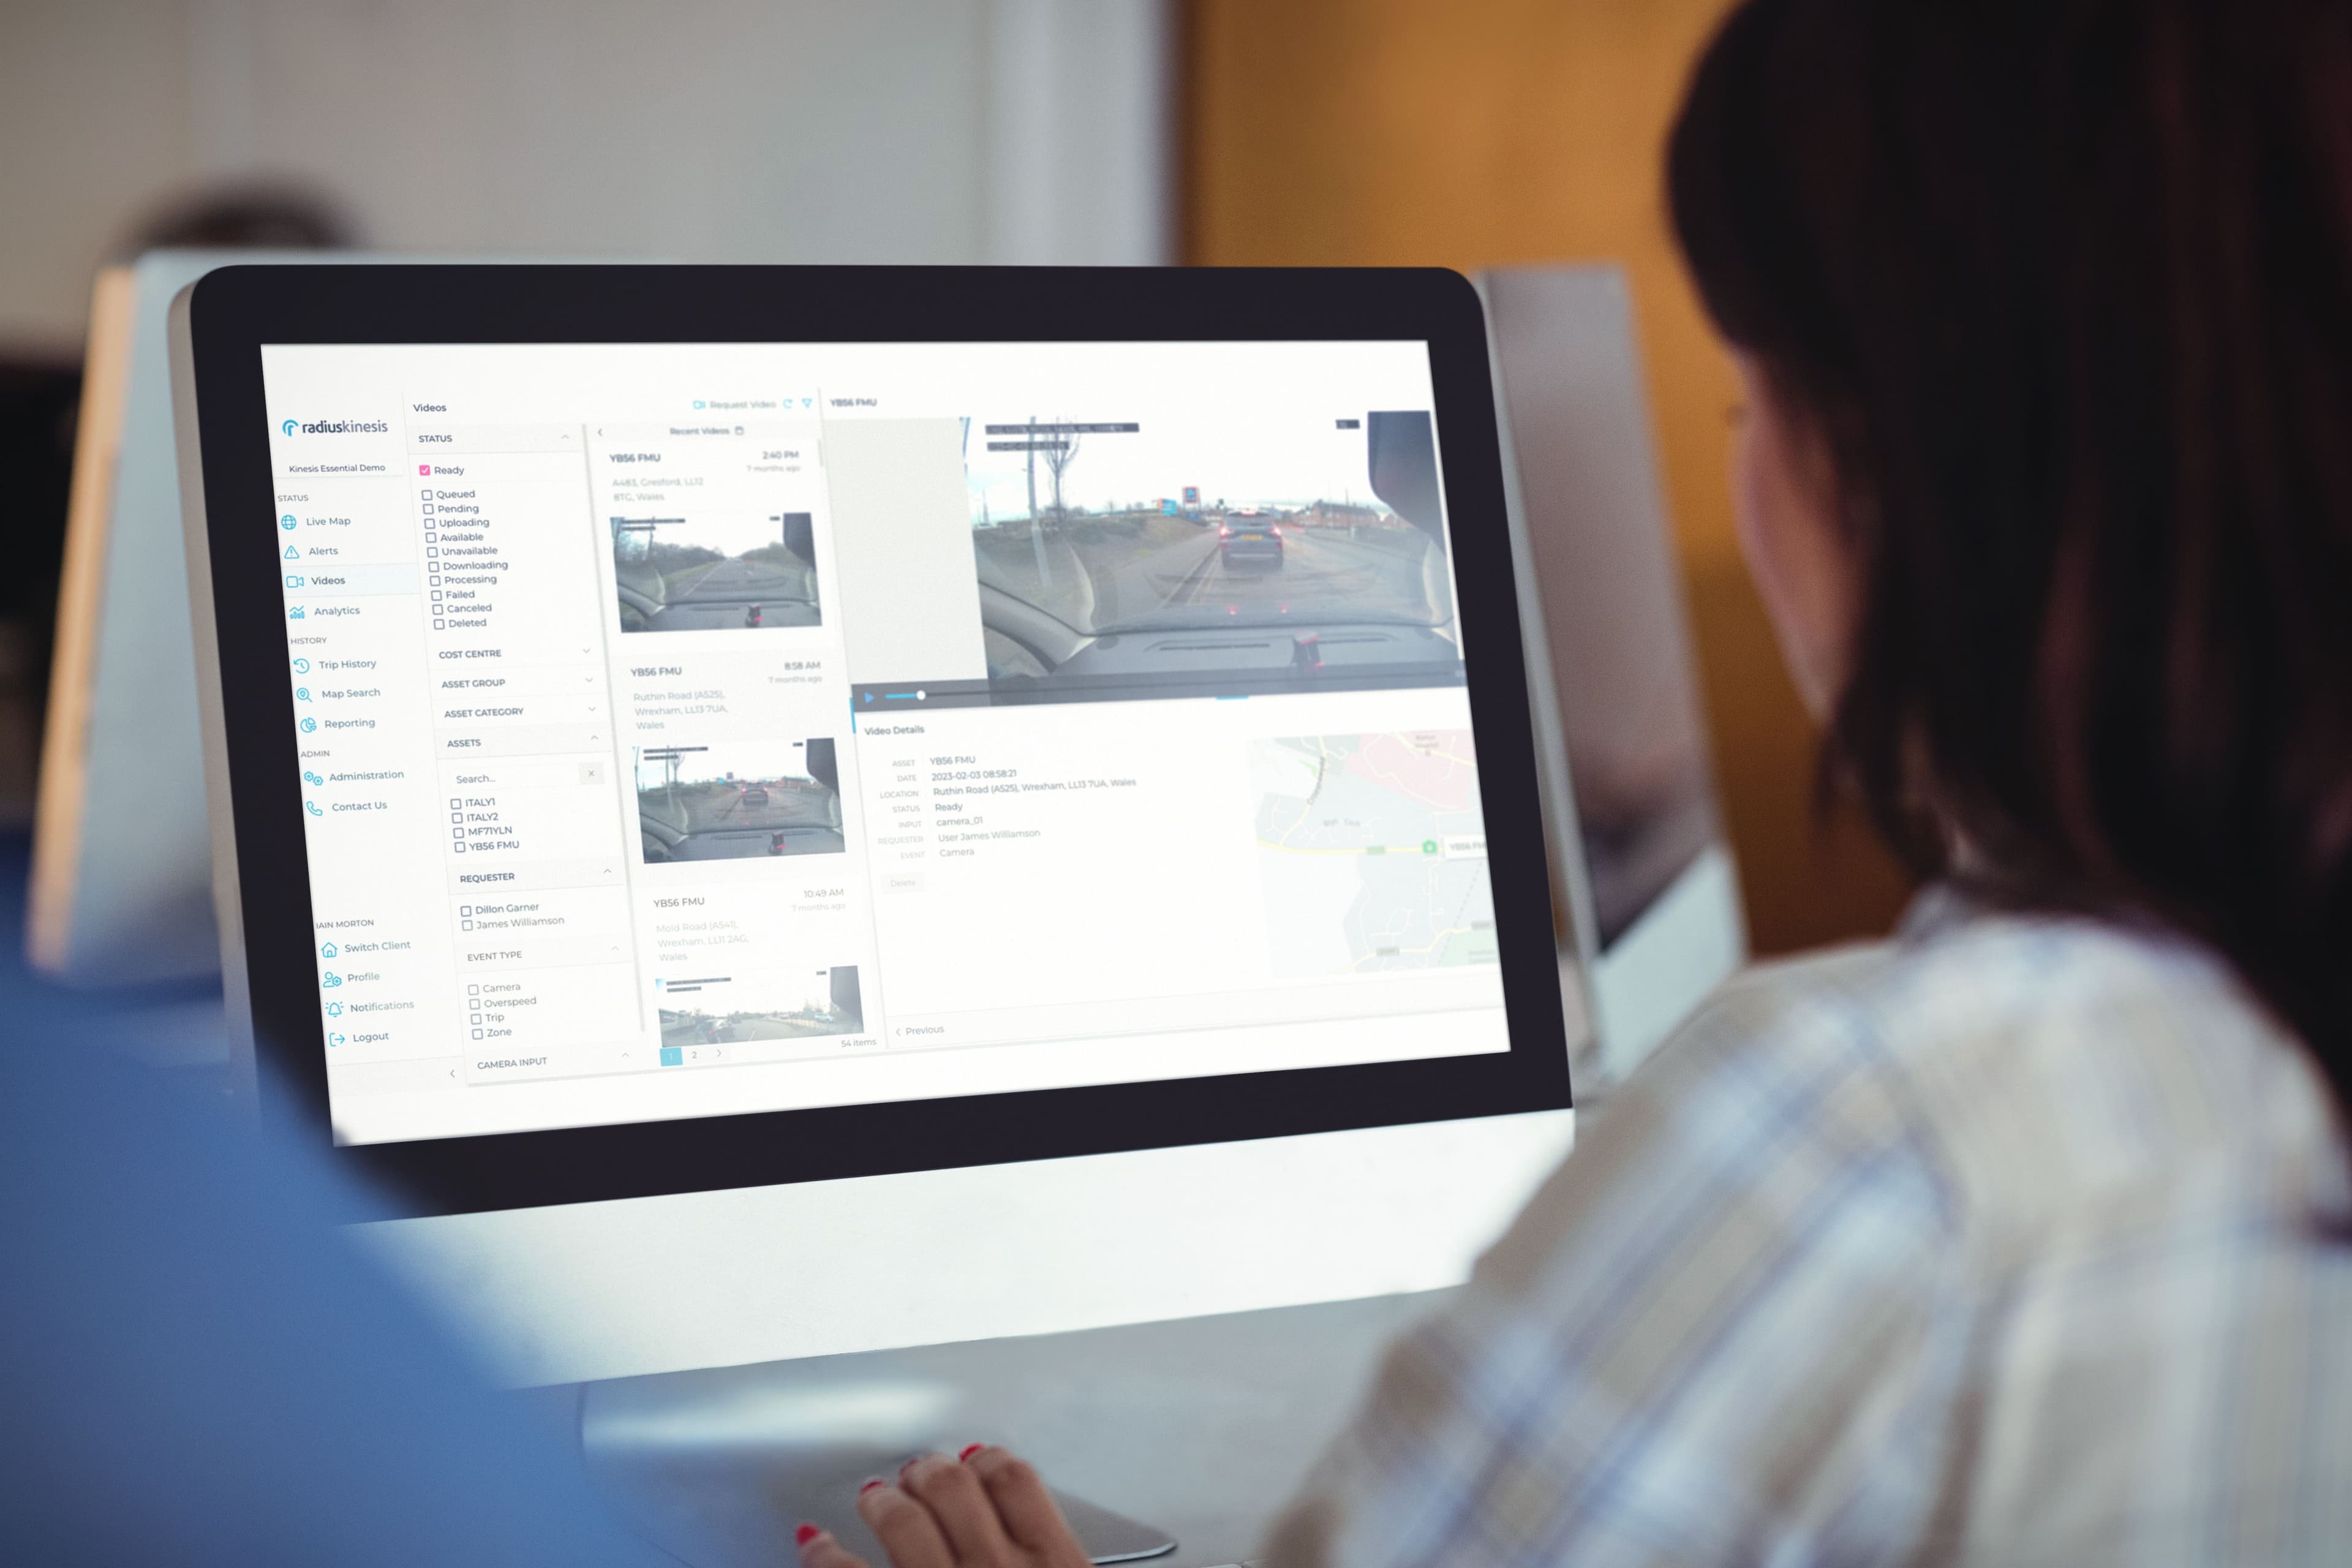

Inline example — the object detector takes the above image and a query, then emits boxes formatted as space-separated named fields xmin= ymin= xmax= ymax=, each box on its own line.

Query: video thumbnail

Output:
xmin=612 ymin=508 xmax=820 ymax=633
xmin=634 ymin=738 xmax=843 ymax=862
xmin=960 ymin=409 xmax=1460 ymax=699
xmin=658 ymin=965 xmax=864 ymax=1046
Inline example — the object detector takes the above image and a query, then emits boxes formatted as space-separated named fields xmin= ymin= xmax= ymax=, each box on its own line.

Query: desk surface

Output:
xmin=577 ymin=1291 xmax=1446 ymax=1568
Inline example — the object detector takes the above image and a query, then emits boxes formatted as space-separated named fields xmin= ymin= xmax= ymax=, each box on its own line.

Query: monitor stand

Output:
xmin=581 ymin=1363 xmax=1177 ymax=1568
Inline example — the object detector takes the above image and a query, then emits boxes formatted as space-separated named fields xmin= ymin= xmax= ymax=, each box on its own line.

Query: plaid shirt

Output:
xmin=1268 ymin=890 xmax=2352 ymax=1566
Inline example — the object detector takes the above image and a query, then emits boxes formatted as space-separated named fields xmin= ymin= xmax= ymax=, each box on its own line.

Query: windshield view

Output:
xmin=634 ymin=738 xmax=843 ymax=861
xmin=961 ymin=409 xmax=1460 ymax=696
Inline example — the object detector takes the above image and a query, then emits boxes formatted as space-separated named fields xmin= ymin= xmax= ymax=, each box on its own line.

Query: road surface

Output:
xmin=986 ymin=523 xmax=1445 ymax=639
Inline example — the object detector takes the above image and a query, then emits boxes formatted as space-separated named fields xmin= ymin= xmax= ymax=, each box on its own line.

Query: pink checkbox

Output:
xmin=418 ymin=464 xmax=430 ymax=475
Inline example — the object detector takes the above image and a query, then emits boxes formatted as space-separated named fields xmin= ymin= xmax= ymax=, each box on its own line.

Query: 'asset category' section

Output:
xmin=257 ymin=340 xmax=1513 ymax=1148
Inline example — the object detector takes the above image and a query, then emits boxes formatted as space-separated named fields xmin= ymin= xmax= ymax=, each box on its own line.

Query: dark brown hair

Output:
xmin=1670 ymin=0 xmax=2352 ymax=1113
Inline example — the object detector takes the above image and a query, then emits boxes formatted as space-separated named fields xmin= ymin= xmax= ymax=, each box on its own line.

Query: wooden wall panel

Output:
xmin=1182 ymin=0 xmax=1912 ymax=954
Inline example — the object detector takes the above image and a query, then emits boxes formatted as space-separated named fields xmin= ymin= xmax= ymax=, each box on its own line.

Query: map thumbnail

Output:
xmin=1250 ymin=730 xmax=1498 ymax=976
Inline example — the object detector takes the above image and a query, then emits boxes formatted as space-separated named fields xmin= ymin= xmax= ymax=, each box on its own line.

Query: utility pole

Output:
xmin=1027 ymin=415 xmax=1049 ymax=586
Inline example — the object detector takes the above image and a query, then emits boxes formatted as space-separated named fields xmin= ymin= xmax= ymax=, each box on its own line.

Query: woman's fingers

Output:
xmin=858 ymin=1477 xmax=959 ymax=1568
xmin=797 ymin=1525 xmax=873 ymax=1568
xmin=899 ymin=1452 xmax=1020 ymax=1566
xmin=963 ymin=1447 xmax=1086 ymax=1566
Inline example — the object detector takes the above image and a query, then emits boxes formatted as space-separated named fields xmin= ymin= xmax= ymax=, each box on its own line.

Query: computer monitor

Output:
xmin=172 ymin=264 xmax=1582 ymax=1394
xmin=1481 ymin=266 xmax=1746 ymax=1084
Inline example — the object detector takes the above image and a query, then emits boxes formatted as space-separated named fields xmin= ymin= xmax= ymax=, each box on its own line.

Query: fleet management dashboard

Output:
xmin=262 ymin=341 xmax=1507 ymax=1145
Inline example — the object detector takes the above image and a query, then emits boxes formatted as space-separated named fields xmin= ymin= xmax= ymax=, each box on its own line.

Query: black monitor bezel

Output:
xmin=184 ymin=263 xmax=1575 ymax=1217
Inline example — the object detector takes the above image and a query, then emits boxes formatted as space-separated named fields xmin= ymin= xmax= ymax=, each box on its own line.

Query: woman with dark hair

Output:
xmin=797 ymin=2 xmax=2352 ymax=1561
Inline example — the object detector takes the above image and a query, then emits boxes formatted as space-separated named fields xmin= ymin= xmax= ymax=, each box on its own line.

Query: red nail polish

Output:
xmin=796 ymin=1524 xmax=821 ymax=1546
xmin=859 ymin=1478 xmax=887 ymax=1494
xmin=959 ymin=1444 xmax=986 ymax=1461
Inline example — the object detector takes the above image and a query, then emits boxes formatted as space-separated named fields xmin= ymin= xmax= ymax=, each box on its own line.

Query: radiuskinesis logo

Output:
xmin=278 ymin=417 xmax=390 ymax=435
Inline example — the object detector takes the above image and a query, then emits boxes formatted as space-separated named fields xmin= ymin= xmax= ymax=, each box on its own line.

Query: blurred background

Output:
xmin=0 ymin=0 xmax=1909 ymax=959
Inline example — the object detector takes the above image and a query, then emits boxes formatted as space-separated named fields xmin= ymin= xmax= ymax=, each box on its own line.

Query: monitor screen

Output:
xmin=261 ymin=340 xmax=1507 ymax=1147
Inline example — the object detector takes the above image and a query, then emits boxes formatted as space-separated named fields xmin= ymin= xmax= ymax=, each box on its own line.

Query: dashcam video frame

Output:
xmin=962 ymin=410 xmax=1461 ymax=699
xmin=633 ymin=739 xmax=843 ymax=862
xmin=612 ymin=508 xmax=820 ymax=633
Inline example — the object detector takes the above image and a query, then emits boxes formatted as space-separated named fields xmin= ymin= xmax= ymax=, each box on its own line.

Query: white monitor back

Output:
xmin=31 ymin=252 xmax=241 ymax=984
xmin=1481 ymin=266 xmax=1746 ymax=1082
xmin=30 ymin=251 xmax=557 ymax=987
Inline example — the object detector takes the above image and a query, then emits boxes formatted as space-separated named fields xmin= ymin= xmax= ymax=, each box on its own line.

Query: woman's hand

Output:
xmin=796 ymin=1446 xmax=1091 ymax=1568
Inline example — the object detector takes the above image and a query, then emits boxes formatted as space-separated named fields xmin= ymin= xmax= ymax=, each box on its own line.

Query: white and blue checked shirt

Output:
xmin=1269 ymin=891 xmax=2352 ymax=1565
